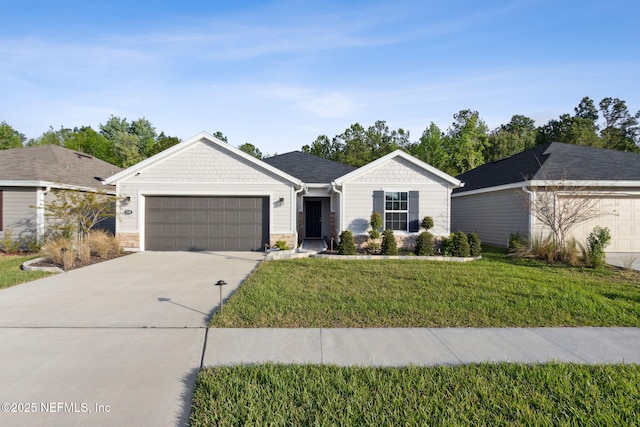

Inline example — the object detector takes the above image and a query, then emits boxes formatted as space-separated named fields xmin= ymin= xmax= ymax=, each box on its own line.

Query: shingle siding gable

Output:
xmin=126 ymin=140 xmax=292 ymax=185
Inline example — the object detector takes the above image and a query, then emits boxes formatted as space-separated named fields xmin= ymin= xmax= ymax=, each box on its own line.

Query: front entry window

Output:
xmin=385 ymin=192 xmax=408 ymax=231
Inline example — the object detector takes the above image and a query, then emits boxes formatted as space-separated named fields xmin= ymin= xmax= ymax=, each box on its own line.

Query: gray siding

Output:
xmin=0 ymin=187 xmax=38 ymax=239
xmin=451 ymin=189 xmax=529 ymax=247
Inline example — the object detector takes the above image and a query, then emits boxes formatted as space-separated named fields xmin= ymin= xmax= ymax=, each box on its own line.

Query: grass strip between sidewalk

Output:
xmin=190 ymin=363 xmax=640 ymax=426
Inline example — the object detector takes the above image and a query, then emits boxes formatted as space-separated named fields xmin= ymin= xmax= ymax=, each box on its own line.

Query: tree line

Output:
xmin=303 ymin=96 xmax=640 ymax=176
xmin=1 ymin=96 xmax=638 ymax=175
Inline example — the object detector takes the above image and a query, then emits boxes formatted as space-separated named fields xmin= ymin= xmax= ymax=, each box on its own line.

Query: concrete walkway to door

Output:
xmin=0 ymin=251 xmax=264 ymax=427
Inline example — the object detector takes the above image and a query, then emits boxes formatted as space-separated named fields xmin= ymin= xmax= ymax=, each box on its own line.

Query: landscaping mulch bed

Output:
xmin=29 ymin=251 xmax=132 ymax=271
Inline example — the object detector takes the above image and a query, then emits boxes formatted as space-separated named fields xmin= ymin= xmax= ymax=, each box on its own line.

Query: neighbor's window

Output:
xmin=385 ymin=192 xmax=408 ymax=231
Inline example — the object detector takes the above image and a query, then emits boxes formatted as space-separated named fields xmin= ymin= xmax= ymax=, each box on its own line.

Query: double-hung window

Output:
xmin=385 ymin=191 xmax=408 ymax=231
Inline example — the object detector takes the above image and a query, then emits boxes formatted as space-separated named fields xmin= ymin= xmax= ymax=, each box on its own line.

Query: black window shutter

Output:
xmin=408 ymin=191 xmax=419 ymax=232
xmin=373 ymin=190 xmax=384 ymax=214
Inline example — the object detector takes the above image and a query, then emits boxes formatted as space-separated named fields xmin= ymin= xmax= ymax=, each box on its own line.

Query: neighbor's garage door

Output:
xmin=571 ymin=196 xmax=640 ymax=252
xmin=145 ymin=196 xmax=269 ymax=251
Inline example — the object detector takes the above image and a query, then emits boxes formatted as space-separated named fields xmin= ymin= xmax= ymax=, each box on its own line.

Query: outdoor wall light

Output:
xmin=215 ymin=280 xmax=228 ymax=314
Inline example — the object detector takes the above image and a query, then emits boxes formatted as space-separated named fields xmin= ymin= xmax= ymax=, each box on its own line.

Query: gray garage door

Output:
xmin=145 ymin=196 xmax=269 ymax=251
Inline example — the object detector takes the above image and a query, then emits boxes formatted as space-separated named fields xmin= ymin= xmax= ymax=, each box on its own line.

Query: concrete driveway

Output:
xmin=0 ymin=251 xmax=263 ymax=427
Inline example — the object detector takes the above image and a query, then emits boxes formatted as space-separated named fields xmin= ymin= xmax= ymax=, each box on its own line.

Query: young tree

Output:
xmin=44 ymin=190 xmax=120 ymax=239
xmin=526 ymin=179 xmax=605 ymax=250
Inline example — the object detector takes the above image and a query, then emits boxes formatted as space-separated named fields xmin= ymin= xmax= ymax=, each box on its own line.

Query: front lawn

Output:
xmin=190 ymin=363 xmax=640 ymax=426
xmin=210 ymin=247 xmax=640 ymax=327
xmin=0 ymin=254 xmax=53 ymax=290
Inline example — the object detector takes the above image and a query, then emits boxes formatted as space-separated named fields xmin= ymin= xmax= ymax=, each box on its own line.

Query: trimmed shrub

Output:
xmin=337 ymin=230 xmax=357 ymax=255
xmin=467 ymin=232 xmax=481 ymax=257
xmin=449 ymin=231 xmax=470 ymax=257
xmin=586 ymin=226 xmax=611 ymax=269
xmin=421 ymin=216 xmax=434 ymax=231
xmin=369 ymin=212 xmax=383 ymax=240
xmin=414 ymin=231 xmax=434 ymax=256
xmin=380 ymin=229 xmax=398 ymax=255
xmin=441 ymin=237 xmax=452 ymax=256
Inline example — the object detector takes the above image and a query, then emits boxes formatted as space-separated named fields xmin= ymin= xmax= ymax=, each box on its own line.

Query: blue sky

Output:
xmin=1 ymin=0 xmax=638 ymax=154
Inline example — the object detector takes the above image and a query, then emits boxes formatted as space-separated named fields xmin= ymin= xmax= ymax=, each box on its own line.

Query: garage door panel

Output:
xmin=145 ymin=196 xmax=268 ymax=251
xmin=569 ymin=196 xmax=640 ymax=253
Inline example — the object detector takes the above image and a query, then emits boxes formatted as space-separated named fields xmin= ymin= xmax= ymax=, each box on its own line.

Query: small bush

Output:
xmin=274 ymin=240 xmax=290 ymax=250
xmin=449 ymin=231 xmax=470 ymax=257
xmin=467 ymin=232 xmax=482 ymax=257
xmin=441 ymin=237 xmax=452 ymax=256
xmin=0 ymin=229 xmax=22 ymax=253
xmin=414 ymin=231 xmax=434 ymax=256
xmin=586 ymin=226 xmax=611 ymax=269
xmin=421 ymin=216 xmax=434 ymax=231
xmin=380 ymin=229 xmax=398 ymax=255
xmin=337 ymin=230 xmax=357 ymax=255
xmin=508 ymin=232 xmax=524 ymax=253
xmin=22 ymin=237 xmax=42 ymax=253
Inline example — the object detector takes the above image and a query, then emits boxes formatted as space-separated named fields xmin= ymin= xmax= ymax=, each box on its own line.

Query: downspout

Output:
xmin=36 ymin=186 xmax=51 ymax=242
xmin=521 ymin=185 xmax=534 ymax=247
xmin=292 ymin=185 xmax=306 ymax=248
xmin=330 ymin=182 xmax=343 ymax=237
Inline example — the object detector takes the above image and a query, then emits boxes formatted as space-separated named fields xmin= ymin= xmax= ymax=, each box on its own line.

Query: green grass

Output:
xmin=190 ymin=363 xmax=640 ymax=426
xmin=210 ymin=247 xmax=640 ymax=327
xmin=0 ymin=254 xmax=53 ymax=289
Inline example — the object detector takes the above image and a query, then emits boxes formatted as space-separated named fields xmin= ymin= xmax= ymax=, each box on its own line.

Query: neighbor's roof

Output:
xmin=454 ymin=142 xmax=640 ymax=194
xmin=262 ymin=151 xmax=356 ymax=183
xmin=0 ymin=145 xmax=122 ymax=190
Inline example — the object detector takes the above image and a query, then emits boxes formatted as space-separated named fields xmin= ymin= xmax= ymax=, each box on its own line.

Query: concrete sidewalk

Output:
xmin=204 ymin=327 xmax=640 ymax=367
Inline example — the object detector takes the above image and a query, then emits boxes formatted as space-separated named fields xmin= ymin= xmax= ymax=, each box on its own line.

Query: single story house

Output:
xmin=452 ymin=142 xmax=640 ymax=252
xmin=104 ymin=132 xmax=461 ymax=251
xmin=0 ymin=145 xmax=122 ymax=242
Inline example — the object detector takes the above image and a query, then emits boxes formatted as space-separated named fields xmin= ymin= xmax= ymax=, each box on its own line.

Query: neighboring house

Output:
xmin=0 ymin=145 xmax=122 ymax=242
xmin=452 ymin=142 xmax=640 ymax=252
xmin=104 ymin=132 xmax=461 ymax=251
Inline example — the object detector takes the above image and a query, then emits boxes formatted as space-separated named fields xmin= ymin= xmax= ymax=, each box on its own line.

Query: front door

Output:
xmin=305 ymin=201 xmax=322 ymax=238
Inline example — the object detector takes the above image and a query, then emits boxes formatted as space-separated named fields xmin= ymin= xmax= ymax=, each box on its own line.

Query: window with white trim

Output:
xmin=385 ymin=191 xmax=408 ymax=231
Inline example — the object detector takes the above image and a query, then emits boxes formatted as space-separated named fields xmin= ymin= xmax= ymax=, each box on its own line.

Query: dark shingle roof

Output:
xmin=0 ymin=145 xmax=122 ymax=190
xmin=262 ymin=151 xmax=356 ymax=183
xmin=455 ymin=142 xmax=640 ymax=193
